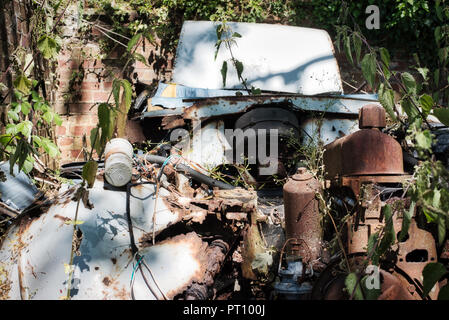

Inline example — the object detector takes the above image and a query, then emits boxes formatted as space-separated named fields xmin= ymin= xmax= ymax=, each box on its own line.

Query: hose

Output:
xmin=144 ymin=154 xmax=235 ymax=190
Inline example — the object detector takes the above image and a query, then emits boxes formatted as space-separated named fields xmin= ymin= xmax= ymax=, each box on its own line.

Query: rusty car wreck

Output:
xmin=0 ymin=21 xmax=447 ymax=300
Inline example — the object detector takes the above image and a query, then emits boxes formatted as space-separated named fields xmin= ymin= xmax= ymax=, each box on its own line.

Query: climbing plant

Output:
xmin=0 ymin=0 xmax=68 ymax=175
xmin=335 ymin=0 xmax=449 ymax=300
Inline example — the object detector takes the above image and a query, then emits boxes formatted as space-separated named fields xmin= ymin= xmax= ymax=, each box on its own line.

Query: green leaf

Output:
xmin=401 ymin=98 xmax=419 ymax=120
xmin=434 ymin=69 xmax=440 ymax=87
xmin=434 ymin=108 xmax=449 ymax=126
xmin=422 ymin=262 xmax=446 ymax=298
xmin=235 ymin=60 xmax=244 ymax=80
xmin=378 ymin=205 xmax=395 ymax=254
xmin=21 ymin=101 xmax=31 ymax=115
xmin=133 ymin=53 xmax=147 ymax=65
xmin=7 ymin=111 xmax=19 ymax=122
xmin=398 ymin=201 xmax=414 ymax=242
xmin=16 ymin=121 xmax=33 ymax=138
xmin=401 ymin=72 xmax=417 ymax=95
xmin=64 ymin=220 xmax=85 ymax=225
xmin=251 ymin=252 xmax=273 ymax=275
xmin=116 ymin=79 xmax=133 ymax=138
xmin=439 ymin=47 xmax=449 ymax=65
xmin=419 ymin=94 xmax=434 ymax=116
xmin=22 ymin=157 xmax=34 ymax=174
xmin=112 ymin=79 xmax=121 ymax=109
xmin=41 ymin=138 xmax=60 ymax=158
xmin=37 ymin=35 xmax=60 ymax=60
xmin=344 ymin=35 xmax=353 ymax=65
xmin=5 ymin=124 xmax=17 ymax=136
xmin=13 ymin=74 xmax=32 ymax=95
xmin=345 ymin=273 xmax=364 ymax=300
xmin=82 ymin=160 xmax=98 ymax=188
xmin=436 ymin=5 xmax=444 ymax=22
xmin=379 ymin=48 xmax=390 ymax=68
xmin=361 ymin=53 xmax=377 ymax=90
xmin=127 ymin=33 xmax=142 ymax=52
xmin=435 ymin=26 xmax=442 ymax=46
xmin=221 ymin=60 xmax=228 ymax=87
xmin=232 ymin=32 xmax=242 ymax=38
xmin=64 ymin=263 xmax=74 ymax=274
xmin=416 ymin=67 xmax=429 ymax=81
xmin=378 ymin=83 xmax=397 ymax=120
xmin=54 ymin=113 xmax=63 ymax=126
xmin=367 ymin=232 xmax=380 ymax=265
xmin=90 ymin=127 xmax=104 ymax=156
xmin=438 ymin=210 xmax=446 ymax=246
xmin=214 ymin=39 xmax=222 ymax=60
xmin=415 ymin=130 xmax=433 ymax=149
xmin=438 ymin=284 xmax=449 ymax=300
xmin=352 ymin=33 xmax=362 ymax=64
xmin=42 ymin=111 xmax=54 ymax=124
xmin=98 ymin=103 xmax=111 ymax=130
xmin=119 ymin=79 xmax=132 ymax=114
xmin=216 ymin=25 xmax=223 ymax=41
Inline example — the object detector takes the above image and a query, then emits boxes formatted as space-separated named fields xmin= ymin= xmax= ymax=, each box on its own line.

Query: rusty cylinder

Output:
xmin=283 ymin=167 xmax=322 ymax=262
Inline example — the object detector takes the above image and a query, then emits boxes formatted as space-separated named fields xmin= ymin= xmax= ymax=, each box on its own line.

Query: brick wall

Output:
xmin=53 ymin=9 xmax=173 ymax=165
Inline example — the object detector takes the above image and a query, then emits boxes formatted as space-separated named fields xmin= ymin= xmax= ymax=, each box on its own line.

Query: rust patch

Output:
xmin=102 ymin=277 xmax=111 ymax=286
xmin=0 ymin=264 xmax=11 ymax=300
xmin=111 ymin=258 xmax=117 ymax=265
xmin=159 ymin=232 xmax=209 ymax=299
xmin=161 ymin=115 xmax=185 ymax=130
xmin=54 ymin=214 xmax=71 ymax=225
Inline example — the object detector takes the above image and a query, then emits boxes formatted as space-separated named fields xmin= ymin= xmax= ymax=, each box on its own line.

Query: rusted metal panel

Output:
xmin=173 ymin=21 xmax=343 ymax=94
xmin=0 ymin=180 xmax=225 ymax=300
xmin=141 ymin=94 xmax=380 ymax=120
xmin=393 ymin=219 xmax=439 ymax=300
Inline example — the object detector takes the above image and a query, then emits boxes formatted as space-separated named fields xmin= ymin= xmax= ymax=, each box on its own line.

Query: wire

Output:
xmin=130 ymin=252 xmax=168 ymax=300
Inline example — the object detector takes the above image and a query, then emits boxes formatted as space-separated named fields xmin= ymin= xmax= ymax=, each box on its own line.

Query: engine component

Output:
xmin=233 ymin=107 xmax=300 ymax=177
xmin=283 ymin=167 xmax=322 ymax=262
xmin=104 ymin=138 xmax=134 ymax=187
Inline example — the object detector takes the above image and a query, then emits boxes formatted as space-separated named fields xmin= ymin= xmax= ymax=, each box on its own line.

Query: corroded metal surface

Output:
xmin=142 ymin=94 xmax=380 ymax=120
xmin=358 ymin=104 xmax=386 ymax=129
xmin=324 ymin=128 xmax=404 ymax=178
xmin=324 ymin=104 xmax=404 ymax=179
xmin=283 ymin=168 xmax=322 ymax=261
xmin=393 ymin=219 xmax=439 ymax=300
xmin=0 ymin=180 xmax=226 ymax=300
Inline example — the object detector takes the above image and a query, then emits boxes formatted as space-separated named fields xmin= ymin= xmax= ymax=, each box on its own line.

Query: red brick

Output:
xmin=67 ymin=103 xmax=95 ymax=114
xmin=83 ymin=59 xmax=103 ymax=69
xmin=55 ymin=125 xmax=67 ymax=135
xmin=91 ymin=90 xmax=111 ymax=102
xmin=57 ymin=137 xmax=74 ymax=146
xmin=70 ymin=149 xmax=83 ymax=159
xmin=81 ymin=81 xmax=101 ymax=90
xmin=72 ymin=125 xmax=96 ymax=136
xmin=102 ymin=81 xmax=113 ymax=90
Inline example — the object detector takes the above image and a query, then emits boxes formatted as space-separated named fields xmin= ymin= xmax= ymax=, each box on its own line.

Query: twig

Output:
xmin=0 ymin=202 xmax=19 ymax=218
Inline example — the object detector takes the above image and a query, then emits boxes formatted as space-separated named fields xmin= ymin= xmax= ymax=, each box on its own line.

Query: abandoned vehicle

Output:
xmin=0 ymin=21 xmax=448 ymax=300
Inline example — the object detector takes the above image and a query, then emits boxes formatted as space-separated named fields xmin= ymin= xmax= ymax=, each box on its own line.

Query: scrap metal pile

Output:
xmin=0 ymin=103 xmax=446 ymax=300
xmin=1 ymin=21 xmax=449 ymax=300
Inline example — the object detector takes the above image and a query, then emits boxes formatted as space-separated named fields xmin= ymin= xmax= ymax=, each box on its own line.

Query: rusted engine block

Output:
xmin=317 ymin=104 xmax=439 ymax=300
